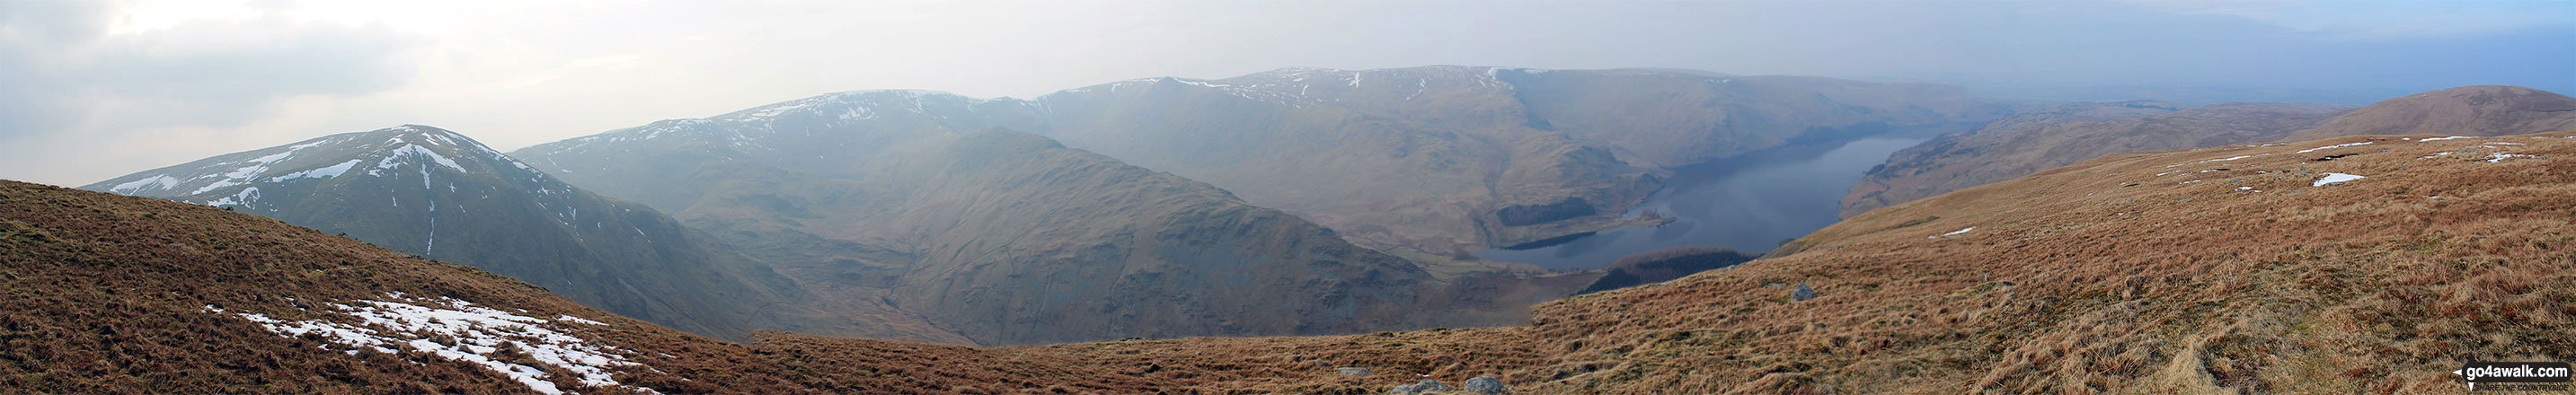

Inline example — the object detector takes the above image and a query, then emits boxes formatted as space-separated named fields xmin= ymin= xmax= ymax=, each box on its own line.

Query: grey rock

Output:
xmin=1391 ymin=379 xmax=1455 ymax=395
xmin=1793 ymin=283 xmax=1817 ymax=302
xmin=1464 ymin=376 xmax=1507 ymax=394
xmin=1339 ymin=366 xmax=1372 ymax=376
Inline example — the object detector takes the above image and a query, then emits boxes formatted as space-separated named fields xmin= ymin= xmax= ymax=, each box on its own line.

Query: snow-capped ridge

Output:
xmin=84 ymin=124 xmax=562 ymax=208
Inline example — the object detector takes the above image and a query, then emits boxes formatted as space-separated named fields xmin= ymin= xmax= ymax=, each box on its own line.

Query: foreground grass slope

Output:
xmin=1558 ymin=131 xmax=2576 ymax=393
xmin=0 ymin=180 xmax=1176 ymax=394
xmin=0 ymin=180 xmax=790 ymax=393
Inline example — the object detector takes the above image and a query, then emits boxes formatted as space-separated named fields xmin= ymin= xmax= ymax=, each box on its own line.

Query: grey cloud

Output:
xmin=0 ymin=2 xmax=420 ymax=140
xmin=0 ymin=0 xmax=107 ymax=44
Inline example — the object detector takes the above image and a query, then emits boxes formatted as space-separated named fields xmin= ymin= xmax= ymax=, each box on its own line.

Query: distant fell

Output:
xmin=1841 ymin=85 xmax=2576 ymax=219
xmin=1842 ymin=101 xmax=2352 ymax=217
xmin=2283 ymin=84 xmax=2576 ymax=141
xmin=77 ymin=126 xmax=881 ymax=342
xmin=518 ymin=109 xmax=1570 ymax=345
xmin=1027 ymin=66 xmax=2023 ymax=254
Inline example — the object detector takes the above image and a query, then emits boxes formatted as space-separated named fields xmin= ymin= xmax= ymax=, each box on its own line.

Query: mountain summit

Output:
xmin=80 ymin=125 xmax=836 ymax=341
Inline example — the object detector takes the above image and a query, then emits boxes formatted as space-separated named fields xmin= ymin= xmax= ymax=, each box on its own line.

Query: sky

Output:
xmin=2 ymin=0 xmax=2571 ymax=187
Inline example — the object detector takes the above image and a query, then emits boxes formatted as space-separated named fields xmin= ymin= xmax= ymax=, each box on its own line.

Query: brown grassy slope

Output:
xmin=2283 ymin=85 xmax=2576 ymax=141
xmin=1849 ymin=85 xmax=2576 ymax=221
xmin=1842 ymin=101 xmax=2350 ymax=218
xmin=1565 ymin=132 xmax=2576 ymax=393
xmin=0 ymin=180 xmax=1103 ymax=394
xmin=761 ymin=131 xmax=2576 ymax=394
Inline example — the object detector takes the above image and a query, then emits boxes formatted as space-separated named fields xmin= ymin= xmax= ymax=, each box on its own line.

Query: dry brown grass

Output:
xmin=1501 ymin=132 xmax=2576 ymax=393
xmin=0 ymin=180 xmax=836 ymax=393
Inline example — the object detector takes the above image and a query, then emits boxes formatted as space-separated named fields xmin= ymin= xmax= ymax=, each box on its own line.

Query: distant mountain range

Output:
xmin=1840 ymin=85 xmax=2576 ymax=218
xmin=493 ymin=66 xmax=2023 ymax=345
xmin=1023 ymin=66 xmax=2024 ymax=254
xmin=503 ymin=98 xmax=1580 ymax=345
xmin=517 ymin=66 xmax=2022 ymax=259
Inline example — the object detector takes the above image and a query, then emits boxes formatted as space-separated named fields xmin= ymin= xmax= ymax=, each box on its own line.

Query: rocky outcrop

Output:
xmin=1391 ymin=379 xmax=1456 ymax=395
xmin=1464 ymin=376 xmax=1508 ymax=394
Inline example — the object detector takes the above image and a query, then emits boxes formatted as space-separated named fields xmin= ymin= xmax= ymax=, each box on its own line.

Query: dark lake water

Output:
xmin=1474 ymin=136 xmax=1929 ymax=270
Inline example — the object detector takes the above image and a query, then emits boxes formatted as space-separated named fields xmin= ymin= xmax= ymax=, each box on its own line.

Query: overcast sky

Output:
xmin=4 ymin=0 xmax=2571 ymax=186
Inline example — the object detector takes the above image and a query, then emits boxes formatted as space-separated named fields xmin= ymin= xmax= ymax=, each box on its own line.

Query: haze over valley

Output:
xmin=4 ymin=1 xmax=2573 ymax=393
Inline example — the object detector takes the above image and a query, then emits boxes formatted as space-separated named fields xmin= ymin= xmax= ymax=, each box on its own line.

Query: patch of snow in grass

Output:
xmin=2293 ymin=142 xmax=2372 ymax=154
xmin=2483 ymin=153 xmax=2536 ymax=162
xmin=1930 ymin=226 xmax=1974 ymax=238
xmin=2312 ymin=172 xmax=2365 ymax=186
xmin=2421 ymin=136 xmax=2474 ymax=142
xmin=210 ymin=294 xmax=651 ymax=395
xmin=2164 ymin=154 xmax=2267 ymax=168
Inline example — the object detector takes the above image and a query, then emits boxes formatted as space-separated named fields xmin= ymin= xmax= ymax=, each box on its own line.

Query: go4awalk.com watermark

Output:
xmin=2456 ymin=361 xmax=2571 ymax=391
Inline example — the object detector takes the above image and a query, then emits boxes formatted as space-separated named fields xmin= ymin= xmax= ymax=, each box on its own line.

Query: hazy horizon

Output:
xmin=4 ymin=0 xmax=2572 ymax=186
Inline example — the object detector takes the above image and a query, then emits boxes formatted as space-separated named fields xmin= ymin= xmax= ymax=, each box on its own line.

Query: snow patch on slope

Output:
xmin=2294 ymin=142 xmax=2372 ymax=154
xmin=378 ymin=145 xmax=467 ymax=172
xmin=206 ymin=187 xmax=261 ymax=207
xmin=269 ymin=159 xmax=365 ymax=182
xmin=2312 ymin=172 xmax=2365 ymax=187
xmin=108 ymin=175 xmax=181 ymax=194
xmin=211 ymin=294 xmax=654 ymax=395
xmin=2165 ymin=154 xmax=2266 ymax=168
